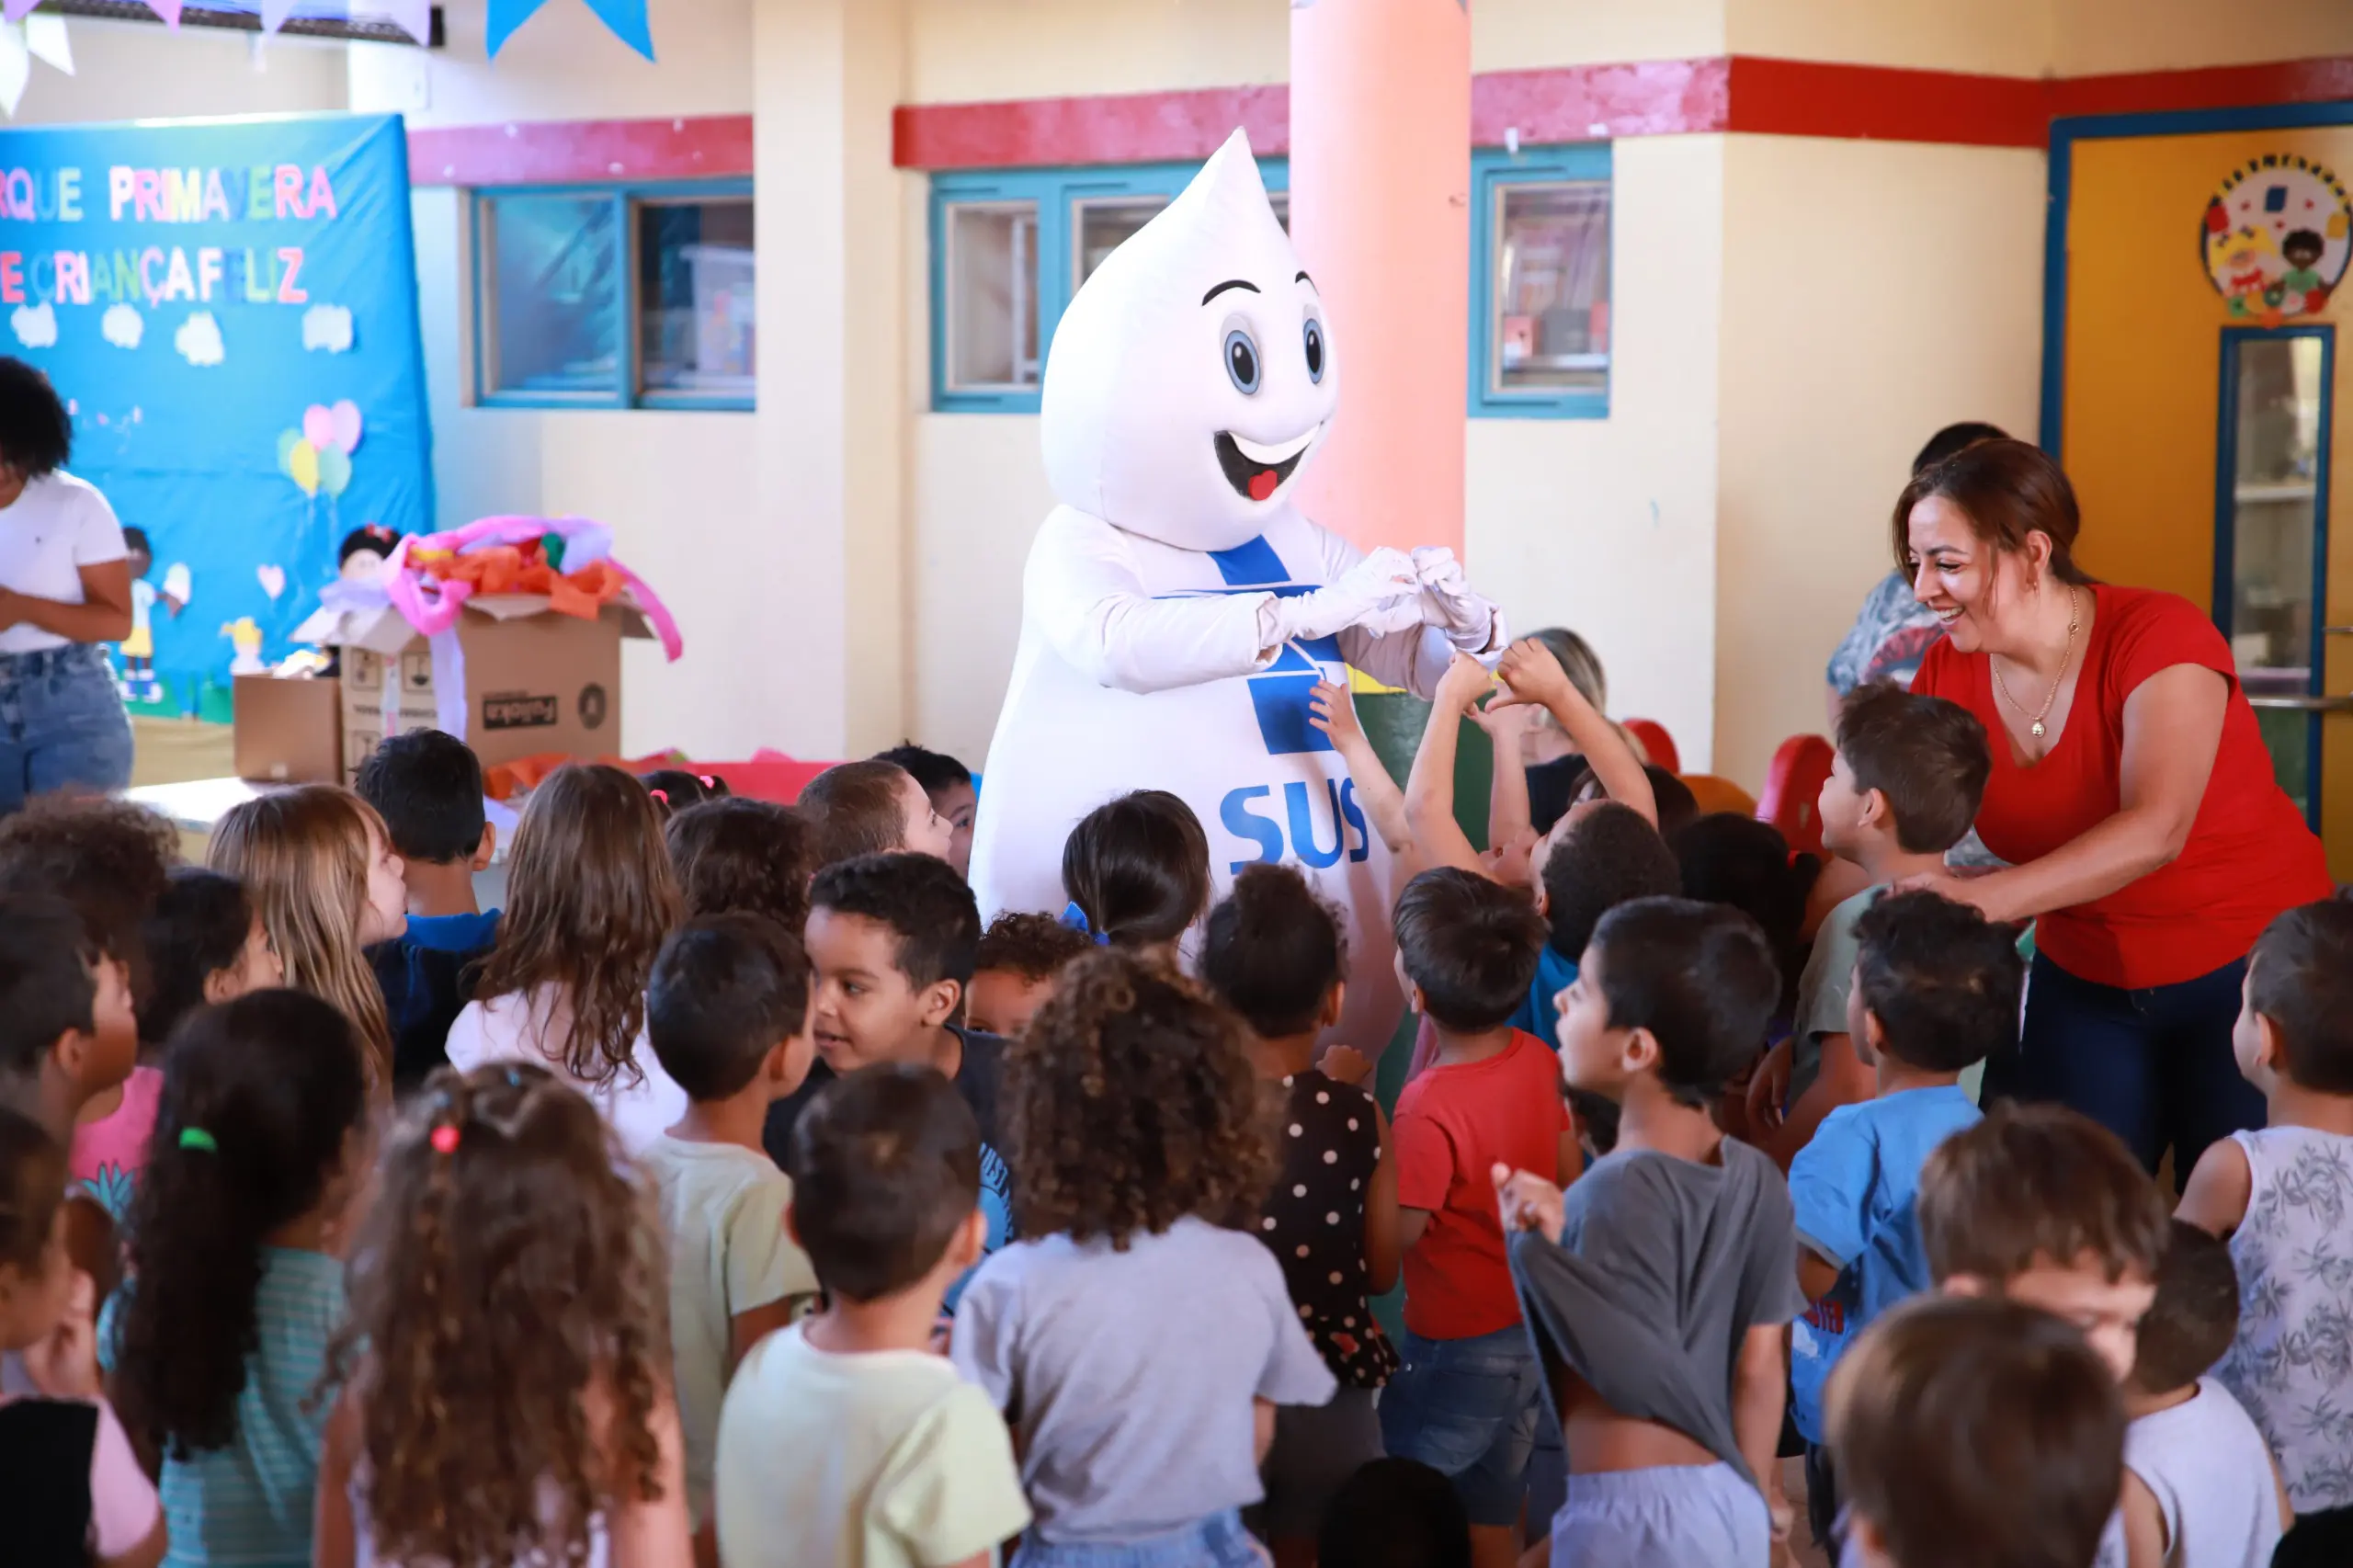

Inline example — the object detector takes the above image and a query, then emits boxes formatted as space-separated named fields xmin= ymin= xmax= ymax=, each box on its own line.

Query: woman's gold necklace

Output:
xmin=1990 ymin=586 xmax=2082 ymax=743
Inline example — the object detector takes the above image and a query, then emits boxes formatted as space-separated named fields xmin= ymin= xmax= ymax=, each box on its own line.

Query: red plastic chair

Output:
xmin=1756 ymin=733 xmax=1836 ymax=859
xmin=1624 ymin=718 xmax=1681 ymax=775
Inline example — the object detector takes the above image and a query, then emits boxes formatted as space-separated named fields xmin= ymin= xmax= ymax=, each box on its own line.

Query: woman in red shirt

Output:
xmin=1893 ymin=440 xmax=2333 ymax=1184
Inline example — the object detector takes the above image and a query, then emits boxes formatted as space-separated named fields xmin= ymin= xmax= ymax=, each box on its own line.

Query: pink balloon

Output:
xmin=301 ymin=404 xmax=335 ymax=451
xmin=329 ymin=400 xmax=363 ymax=456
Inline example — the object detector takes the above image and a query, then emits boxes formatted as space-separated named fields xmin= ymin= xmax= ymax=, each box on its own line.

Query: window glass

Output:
xmin=1075 ymin=191 xmax=1290 ymax=290
xmin=946 ymin=201 xmax=1040 ymax=390
xmin=636 ymin=198 xmax=756 ymax=399
xmin=1490 ymin=182 xmax=1608 ymax=396
xmin=482 ymin=194 xmax=620 ymax=397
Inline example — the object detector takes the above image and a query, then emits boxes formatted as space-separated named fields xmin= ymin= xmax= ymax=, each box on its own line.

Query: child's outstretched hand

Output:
xmin=1490 ymin=638 xmax=1576 ymax=715
xmin=1492 ymin=1163 xmax=1566 ymax=1244
xmin=1308 ymin=680 xmax=1366 ymax=752
xmin=1319 ymin=1044 xmax=1373 ymax=1086
xmin=1435 ymin=650 xmax=1495 ymax=719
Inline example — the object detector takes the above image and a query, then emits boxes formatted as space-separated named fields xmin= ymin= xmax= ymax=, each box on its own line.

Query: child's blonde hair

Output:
xmin=473 ymin=765 xmax=681 ymax=1087
xmin=209 ymin=785 xmax=393 ymax=1087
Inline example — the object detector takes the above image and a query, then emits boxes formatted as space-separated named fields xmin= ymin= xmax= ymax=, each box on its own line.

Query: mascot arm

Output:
xmin=1030 ymin=513 xmax=1278 ymax=694
xmin=1306 ymin=524 xmax=1502 ymax=699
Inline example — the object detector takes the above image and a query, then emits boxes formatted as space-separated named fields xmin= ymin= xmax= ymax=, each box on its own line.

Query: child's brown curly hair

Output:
xmin=0 ymin=794 xmax=177 ymax=1001
xmin=1006 ymin=949 xmax=1274 ymax=1248
xmin=324 ymin=1063 xmax=670 ymax=1568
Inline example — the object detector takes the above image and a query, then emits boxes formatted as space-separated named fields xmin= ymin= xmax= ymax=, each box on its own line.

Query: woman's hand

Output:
xmin=1491 ymin=1163 xmax=1565 ymax=1244
xmin=1893 ymin=867 xmax=2018 ymax=925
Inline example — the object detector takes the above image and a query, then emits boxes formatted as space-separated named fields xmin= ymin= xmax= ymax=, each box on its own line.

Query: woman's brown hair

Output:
xmin=324 ymin=1064 xmax=669 ymax=1568
xmin=1007 ymin=949 xmax=1274 ymax=1247
xmin=473 ymin=764 xmax=681 ymax=1087
xmin=1891 ymin=437 xmax=2092 ymax=588
xmin=208 ymin=785 xmax=393 ymax=1087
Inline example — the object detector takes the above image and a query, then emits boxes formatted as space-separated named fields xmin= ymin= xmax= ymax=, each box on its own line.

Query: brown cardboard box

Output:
xmin=293 ymin=595 xmax=649 ymax=786
xmin=231 ymin=674 xmax=344 ymax=784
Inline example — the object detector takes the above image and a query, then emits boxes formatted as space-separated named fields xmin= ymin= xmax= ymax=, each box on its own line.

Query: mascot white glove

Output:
xmin=1261 ymin=546 xmax=1426 ymax=649
xmin=1411 ymin=546 xmax=1501 ymax=653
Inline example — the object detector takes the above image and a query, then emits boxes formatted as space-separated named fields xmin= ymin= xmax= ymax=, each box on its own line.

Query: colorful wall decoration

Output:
xmin=2203 ymin=153 xmax=2352 ymax=322
xmin=0 ymin=112 xmax=432 ymax=718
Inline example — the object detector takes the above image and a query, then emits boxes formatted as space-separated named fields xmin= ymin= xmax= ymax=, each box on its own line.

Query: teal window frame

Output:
xmin=929 ymin=159 xmax=1290 ymax=414
xmin=1469 ymin=143 xmax=1612 ymax=420
xmin=472 ymin=178 xmax=756 ymax=412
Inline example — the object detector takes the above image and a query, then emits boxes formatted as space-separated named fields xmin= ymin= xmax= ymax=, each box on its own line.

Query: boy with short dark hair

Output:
xmin=716 ymin=1062 xmax=1030 ymax=1568
xmin=966 ymin=912 xmax=1092 ymax=1040
xmin=1496 ymin=896 xmax=1804 ymax=1566
xmin=0 ymin=892 xmax=130 ymax=1142
xmin=873 ymin=744 xmax=977 ymax=878
xmin=2115 ymin=1221 xmax=2288 ymax=1568
xmin=1827 ymin=1294 xmax=2125 ymax=1568
xmin=1917 ymin=1101 xmax=2168 ymax=1384
xmin=1787 ymin=890 xmax=2019 ymax=1548
xmin=352 ymin=727 xmax=495 ymax=932
xmin=760 ymin=853 xmax=1012 ymax=1299
xmin=1519 ymin=801 xmax=1681 ymax=1040
xmin=1750 ymin=682 xmax=1992 ymax=1165
xmin=354 ymin=727 xmax=498 ymax=1085
xmin=665 ymin=798 xmax=815 ymax=936
xmin=800 ymin=760 xmax=955 ymax=870
xmin=2178 ymin=897 xmax=2353 ymax=1562
xmin=642 ymin=913 xmax=822 ymax=1548
xmin=1381 ymin=867 xmax=1575 ymax=1568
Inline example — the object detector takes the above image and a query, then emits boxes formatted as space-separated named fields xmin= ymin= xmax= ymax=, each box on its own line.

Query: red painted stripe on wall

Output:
xmin=2052 ymin=56 xmax=2353 ymax=119
xmin=408 ymin=116 xmax=753 ymax=187
xmin=1727 ymin=56 xmax=2047 ymax=149
xmin=1471 ymin=57 xmax=1731 ymax=144
xmin=889 ymin=83 xmax=1288 ymax=169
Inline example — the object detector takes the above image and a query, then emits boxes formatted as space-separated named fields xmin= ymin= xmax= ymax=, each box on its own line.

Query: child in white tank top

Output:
xmin=2177 ymin=899 xmax=2353 ymax=1568
xmin=2115 ymin=1221 xmax=2288 ymax=1568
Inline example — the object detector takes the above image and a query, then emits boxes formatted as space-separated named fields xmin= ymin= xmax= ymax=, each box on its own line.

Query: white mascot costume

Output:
xmin=970 ymin=131 xmax=1505 ymax=1050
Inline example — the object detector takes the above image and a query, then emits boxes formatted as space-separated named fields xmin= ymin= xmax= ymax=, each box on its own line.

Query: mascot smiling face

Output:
xmin=1040 ymin=131 xmax=1336 ymax=552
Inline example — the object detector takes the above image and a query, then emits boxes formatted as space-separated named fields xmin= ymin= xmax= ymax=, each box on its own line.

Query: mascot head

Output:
xmin=1040 ymin=131 xmax=1336 ymax=552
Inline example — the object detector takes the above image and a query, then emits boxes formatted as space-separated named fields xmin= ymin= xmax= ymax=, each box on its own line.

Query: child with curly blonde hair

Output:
xmin=313 ymin=1063 xmax=690 ymax=1568
xmin=952 ymin=949 xmax=1336 ymax=1567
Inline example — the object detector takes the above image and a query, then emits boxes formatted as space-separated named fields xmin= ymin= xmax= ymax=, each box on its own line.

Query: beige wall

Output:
xmin=17 ymin=17 xmax=348 ymax=122
xmin=1712 ymin=135 xmax=2045 ymax=784
xmin=2053 ymin=0 xmax=2353 ymax=74
xmin=1727 ymin=0 xmax=2052 ymax=75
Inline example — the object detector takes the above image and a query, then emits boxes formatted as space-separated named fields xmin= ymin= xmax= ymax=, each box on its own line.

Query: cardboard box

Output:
xmin=231 ymin=674 xmax=344 ymax=784
xmin=294 ymin=595 xmax=650 ymax=786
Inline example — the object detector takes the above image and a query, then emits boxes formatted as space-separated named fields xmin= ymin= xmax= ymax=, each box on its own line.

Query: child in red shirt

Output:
xmin=1382 ymin=868 xmax=1581 ymax=1568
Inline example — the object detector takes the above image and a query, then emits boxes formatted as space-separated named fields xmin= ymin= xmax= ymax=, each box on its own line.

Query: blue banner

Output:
xmin=0 ymin=112 xmax=431 ymax=717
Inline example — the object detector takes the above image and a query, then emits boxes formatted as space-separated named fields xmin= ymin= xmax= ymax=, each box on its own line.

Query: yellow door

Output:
xmin=2058 ymin=120 xmax=2353 ymax=881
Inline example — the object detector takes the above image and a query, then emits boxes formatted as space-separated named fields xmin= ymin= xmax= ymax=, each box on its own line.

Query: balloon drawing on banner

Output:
xmin=279 ymin=398 xmax=362 ymax=540
xmin=967 ymin=129 xmax=1506 ymax=1058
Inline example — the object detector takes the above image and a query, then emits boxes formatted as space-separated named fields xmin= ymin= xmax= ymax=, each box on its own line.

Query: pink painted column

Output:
xmin=1288 ymin=0 xmax=1472 ymax=557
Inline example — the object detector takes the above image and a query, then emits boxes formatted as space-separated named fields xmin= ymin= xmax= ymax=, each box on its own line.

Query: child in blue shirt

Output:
xmin=354 ymin=728 xmax=499 ymax=1086
xmin=1788 ymin=888 xmax=2023 ymax=1554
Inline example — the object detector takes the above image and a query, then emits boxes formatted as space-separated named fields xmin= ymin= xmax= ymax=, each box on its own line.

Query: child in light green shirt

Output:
xmin=642 ymin=915 xmax=823 ymax=1542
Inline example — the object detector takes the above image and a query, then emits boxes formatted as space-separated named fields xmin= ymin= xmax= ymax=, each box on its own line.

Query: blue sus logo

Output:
xmin=1199 ymin=537 xmax=1374 ymax=874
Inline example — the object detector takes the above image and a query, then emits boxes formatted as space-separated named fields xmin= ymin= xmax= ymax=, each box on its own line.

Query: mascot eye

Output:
xmin=1224 ymin=328 xmax=1262 ymax=395
xmin=1303 ymin=318 xmax=1325 ymax=383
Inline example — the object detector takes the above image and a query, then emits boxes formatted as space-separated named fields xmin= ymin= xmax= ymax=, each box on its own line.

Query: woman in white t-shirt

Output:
xmin=0 ymin=358 xmax=136 ymax=814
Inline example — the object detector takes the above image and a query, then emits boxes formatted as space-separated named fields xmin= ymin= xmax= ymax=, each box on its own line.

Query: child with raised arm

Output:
xmin=2176 ymin=897 xmax=2353 ymax=1563
xmin=1494 ymin=896 xmax=1805 ymax=1568
xmin=1381 ymin=868 xmax=1575 ymax=1568
xmin=1786 ymin=890 xmax=2018 ymax=1551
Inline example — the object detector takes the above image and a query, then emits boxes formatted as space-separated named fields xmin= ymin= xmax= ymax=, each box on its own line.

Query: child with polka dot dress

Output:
xmin=1203 ymin=865 xmax=1400 ymax=1566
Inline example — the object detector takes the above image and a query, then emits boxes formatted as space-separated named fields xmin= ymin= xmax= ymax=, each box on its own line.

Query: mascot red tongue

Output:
xmin=968 ymin=130 xmax=1506 ymax=1054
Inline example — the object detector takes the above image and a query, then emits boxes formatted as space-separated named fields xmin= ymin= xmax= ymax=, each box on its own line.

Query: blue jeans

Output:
xmin=0 ymin=644 xmax=133 ymax=816
xmin=1987 ymin=950 xmax=2263 ymax=1190
xmin=1013 ymin=1511 xmax=1267 ymax=1568
xmin=1380 ymin=1324 xmax=1544 ymax=1528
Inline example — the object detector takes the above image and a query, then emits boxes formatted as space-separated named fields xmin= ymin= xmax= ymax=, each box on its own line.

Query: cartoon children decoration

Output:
xmin=116 ymin=526 xmax=189 ymax=707
xmin=2204 ymin=155 xmax=2353 ymax=323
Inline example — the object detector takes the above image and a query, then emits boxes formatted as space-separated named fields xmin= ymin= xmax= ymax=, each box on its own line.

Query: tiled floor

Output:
xmin=1779 ymin=1458 xmax=1835 ymax=1568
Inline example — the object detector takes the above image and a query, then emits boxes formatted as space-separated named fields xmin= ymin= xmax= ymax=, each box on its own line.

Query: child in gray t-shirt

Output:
xmin=952 ymin=950 xmax=1336 ymax=1567
xmin=1496 ymin=898 xmax=1807 ymax=1568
